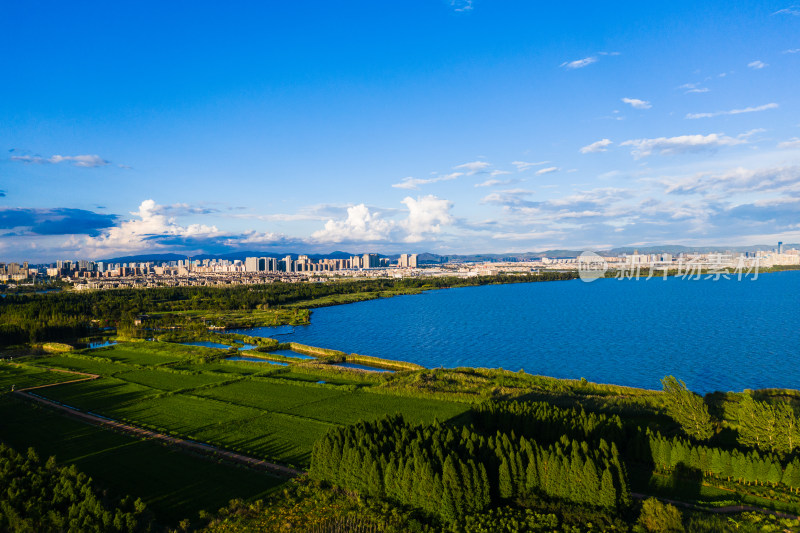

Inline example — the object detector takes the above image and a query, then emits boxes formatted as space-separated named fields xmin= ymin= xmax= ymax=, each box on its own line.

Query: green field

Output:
xmin=10 ymin=341 xmax=470 ymax=471
xmin=114 ymin=368 xmax=232 ymax=391
xmin=0 ymin=396 xmax=283 ymax=525
xmin=0 ymin=363 xmax=78 ymax=391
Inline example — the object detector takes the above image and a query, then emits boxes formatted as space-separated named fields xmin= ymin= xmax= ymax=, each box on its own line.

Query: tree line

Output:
xmin=0 ymin=273 xmax=575 ymax=347
xmin=0 ymin=443 xmax=151 ymax=532
xmin=309 ymin=414 xmax=631 ymax=525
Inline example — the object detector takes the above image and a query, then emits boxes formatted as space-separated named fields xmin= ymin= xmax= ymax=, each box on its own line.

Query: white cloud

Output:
xmin=453 ymin=161 xmax=490 ymax=174
xmin=778 ymin=138 xmax=800 ymax=149
xmin=784 ymin=48 xmax=800 ymax=54
xmin=747 ymin=60 xmax=768 ymax=69
xmin=84 ymin=199 xmax=220 ymax=254
xmin=686 ymin=102 xmax=778 ymax=119
xmin=535 ymin=167 xmax=559 ymax=175
xmin=621 ymin=97 xmax=652 ymax=110
xmin=450 ymin=0 xmax=473 ymax=12
xmin=773 ymin=6 xmax=800 ymax=15
xmin=400 ymin=195 xmax=454 ymax=242
xmin=511 ymin=160 xmax=548 ymax=171
xmin=475 ymin=178 xmax=515 ymax=188
xmin=662 ymin=166 xmax=800 ymax=196
xmin=679 ymin=83 xmax=710 ymax=94
xmin=579 ymin=139 xmax=613 ymax=154
xmin=311 ymin=195 xmax=453 ymax=244
xmin=489 ymin=169 xmax=511 ymax=177
xmin=311 ymin=204 xmax=393 ymax=243
xmin=561 ymin=56 xmax=597 ymax=69
xmin=11 ymin=154 xmax=110 ymax=168
xmin=620 ymin=133 xmax=749 ymax=158
xmin=391 ymin=172 xmax=462 ymax=189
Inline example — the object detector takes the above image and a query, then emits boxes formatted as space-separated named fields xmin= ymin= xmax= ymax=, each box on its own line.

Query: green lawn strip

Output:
xmin=113 ymin=368 xmax=231 ymax=391
xmin=0 ymin=396 xmax=283 ymax=525
xmin=0 ymin=364 xmax=83 ymax=391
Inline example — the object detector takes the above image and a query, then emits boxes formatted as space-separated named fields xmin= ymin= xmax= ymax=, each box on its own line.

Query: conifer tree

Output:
xmin=661 ymin=376 xmax=714 ymax=441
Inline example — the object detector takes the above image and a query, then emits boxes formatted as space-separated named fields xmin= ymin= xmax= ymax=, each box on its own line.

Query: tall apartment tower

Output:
xmin=778 ymin=242 xmax=784 ymax=254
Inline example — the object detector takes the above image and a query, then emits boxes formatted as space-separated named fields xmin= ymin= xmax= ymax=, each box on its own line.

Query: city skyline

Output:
xmin=3 ymin=2 xmax=800 ymax=262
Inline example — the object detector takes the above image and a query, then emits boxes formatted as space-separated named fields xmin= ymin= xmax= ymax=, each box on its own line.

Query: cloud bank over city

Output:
xmin=2 ymin=2 xmax=800 ymax=262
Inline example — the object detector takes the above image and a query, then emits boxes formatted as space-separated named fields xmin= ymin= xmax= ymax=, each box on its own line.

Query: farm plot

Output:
xmin=0 ymin=364 xmax=79 ymax=391
xmin=287 ymin=389 xmax=470 ymax=426
xmin=34 ymin=377 xmax=157 ymax=413
xmin=191 ymin=411 xmax=334 ymax=467
xmin=192 ymin=377 xmax=347 ymax=414
xmin=97 ymin=344 xmax=192 ymax=366
xmin=114 ymin=368 xmax=232 ymax=391
xmin=0 ymin=397 xmax=283 ymax=524
xmin=29 ymin=354 xmax=135 ymax=376
xmin=109 ymin=393 xmax=263 ymax=437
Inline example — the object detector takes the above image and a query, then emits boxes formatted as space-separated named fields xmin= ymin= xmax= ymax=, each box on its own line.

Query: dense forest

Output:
xmin=0 ymin=444 xmax=151 ymax=532
xmin=0 ymin=273 xmax=575 ymax=347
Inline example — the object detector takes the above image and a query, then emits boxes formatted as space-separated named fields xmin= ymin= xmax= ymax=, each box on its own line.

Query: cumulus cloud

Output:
xmin=785 ymin=48 xmax=800 ymax=54
xmin=621 ymin=97 xmax=651 ymax=109
xmin=535 ymin=167 xmax=559 ymax=175
xmin=450 ymin=0 xmax=473 ymax=12
xmin=400 ymin=195 xmax=454 ymax=242
xmin=580 ymin=139 xmax=613 ymax=153
xmin=511 ymin=161 xmax=548 ymax=171
xmin=391 ymin=172 xmax=462 ymax=189
xmin=747 ymin=60 xmax=768 ymax=69
xmin=311 ymin=196 xmax=453 ymax=243
xmin=685 ymin=102 xmax=778 ymax=119
xmin=84 ymin=199 xmax=220 ymax=254
xmin=620 ymin=132 xmax=749 ymax=158
xmin=10 ymin=154 xmax=110 ymax=168
xmin=311 ymin=204 xmax=393 ymax=243
xmin=561 ymin=57 xmax=597 ymax=69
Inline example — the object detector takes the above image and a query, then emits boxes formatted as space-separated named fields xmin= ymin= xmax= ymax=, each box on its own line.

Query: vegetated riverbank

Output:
xmin=4 ymin=337 xmax=800 ymax=532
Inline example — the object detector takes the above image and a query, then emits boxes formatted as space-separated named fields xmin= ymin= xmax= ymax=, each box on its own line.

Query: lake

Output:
xmin=235 ymin=271 xmax=800 ymax=393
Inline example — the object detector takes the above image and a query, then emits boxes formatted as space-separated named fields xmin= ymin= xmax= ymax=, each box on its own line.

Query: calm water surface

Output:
xmin=238 ymin=271 xmax=800 ymax=393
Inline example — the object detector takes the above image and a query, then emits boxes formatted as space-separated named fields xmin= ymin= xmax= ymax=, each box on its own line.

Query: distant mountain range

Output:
xmin=96 ymin=244 xmax=797 ymax=265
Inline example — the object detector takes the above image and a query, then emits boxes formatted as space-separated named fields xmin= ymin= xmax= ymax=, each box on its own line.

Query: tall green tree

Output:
xmin=661 ymin=376 xmax=714 ymax=441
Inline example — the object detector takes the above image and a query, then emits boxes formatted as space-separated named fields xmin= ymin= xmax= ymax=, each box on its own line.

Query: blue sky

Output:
xmin=2 ymin=1 xmax=800 ymax=261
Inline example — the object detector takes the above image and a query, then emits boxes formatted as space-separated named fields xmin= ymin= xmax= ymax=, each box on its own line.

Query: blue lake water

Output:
xmin=236 ymin=271 xmax=800 ymax=393
xmin=87 ymin=341 xmax=117 ymax=349
xmin=267 ymin=349 xmax=316 ymax=360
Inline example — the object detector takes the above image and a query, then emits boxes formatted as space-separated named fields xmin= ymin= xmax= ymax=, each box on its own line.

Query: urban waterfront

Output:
xmin=234 ymin=270 xmax=800 ymax=394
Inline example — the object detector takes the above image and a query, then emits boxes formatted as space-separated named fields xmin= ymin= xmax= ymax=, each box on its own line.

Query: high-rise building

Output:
xmin=778 ymin=242 xmax=784 ymax=254
xmin=363 ymin=253 xmax=380 ymax=268
xmin=409 ymin=254 xmax=418 ymax=268
xmin=245 ymin=257 xmax=259 ymax=272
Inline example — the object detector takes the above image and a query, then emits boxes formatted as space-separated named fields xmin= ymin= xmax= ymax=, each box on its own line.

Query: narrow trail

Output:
xmin=11 ymin=367 xmax=305 ymax=478
xmin=631 ymin=492 xmax=800 ymax=521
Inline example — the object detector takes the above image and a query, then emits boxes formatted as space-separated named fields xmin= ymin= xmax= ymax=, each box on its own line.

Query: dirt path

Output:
xmin=631 ymin=492 xmax=800 ymax=520
xmin=12 ymin=368 xmax=304 ymax=478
